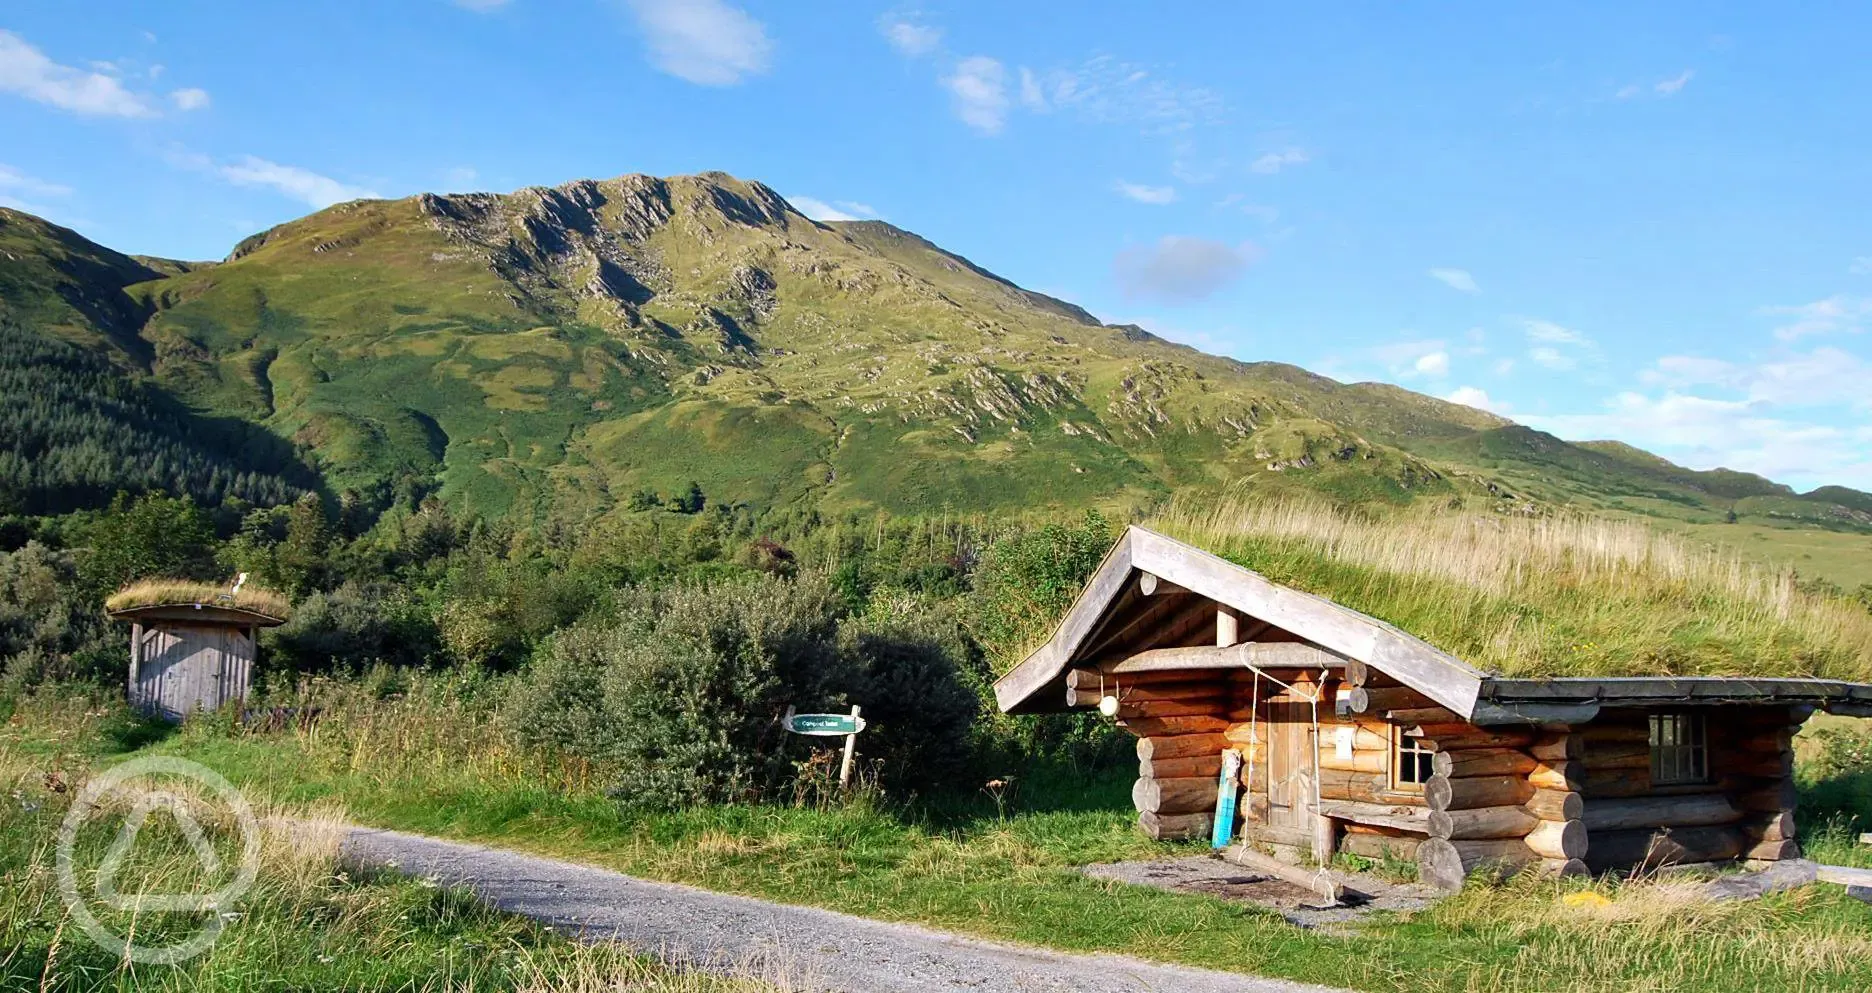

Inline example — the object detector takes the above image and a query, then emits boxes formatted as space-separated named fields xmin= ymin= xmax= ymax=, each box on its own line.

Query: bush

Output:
xmin=507 ymin=573 xmax=981 ymax=809
xmin=967 ymin=510 xmax=1114 ymax=671
xmin=840 ymin=594 xmax=989 ymax=792
xmin=0 ymin=541 xmax=116 ymax=691
xmin=266 ymin=582 xmax=441 ymax=674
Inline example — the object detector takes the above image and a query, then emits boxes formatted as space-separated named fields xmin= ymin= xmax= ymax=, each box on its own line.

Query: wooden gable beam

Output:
xmin=1126 ymin=527 xmax=1486 ymax=718
xmin=1100 ymin=641 xmax=1349 ymax=674
xmin=992 ymin=533 xmax=1136 ymax=712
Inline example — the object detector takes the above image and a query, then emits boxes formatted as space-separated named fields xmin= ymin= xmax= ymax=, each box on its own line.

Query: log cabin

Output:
xmin=994 ymin=526 xmax=1872 ymax=890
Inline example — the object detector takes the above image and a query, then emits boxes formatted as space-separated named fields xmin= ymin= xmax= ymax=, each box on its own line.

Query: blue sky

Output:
xmin=4 ymin=1 xmax=1869 ymax=491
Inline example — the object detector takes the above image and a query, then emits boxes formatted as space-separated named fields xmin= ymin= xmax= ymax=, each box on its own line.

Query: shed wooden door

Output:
xmin=1266 ymin=701 xmax=1317 ymax=833
xmin=133 ymin=625 xmax=234 ymax=721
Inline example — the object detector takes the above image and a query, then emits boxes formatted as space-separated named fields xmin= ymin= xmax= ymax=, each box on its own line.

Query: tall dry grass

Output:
xmin=1153 ymin=497 xmax=1872 ymax=679
xmin=0 ymin=743 xmax=781 ymax=992
xmin=105 ymin=578 xmax=292 ymax=621
xmin=1426 ymin=872 xmax=1872 ymax=992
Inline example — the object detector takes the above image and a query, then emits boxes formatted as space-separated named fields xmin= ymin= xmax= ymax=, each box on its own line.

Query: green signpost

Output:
xmin=783 ymin=705 xmax=866 ymax=787
xmin=783 ymin=711 xmax=867 ymax=735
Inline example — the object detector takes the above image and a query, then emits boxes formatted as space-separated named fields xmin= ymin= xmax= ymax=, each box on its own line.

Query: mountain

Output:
xmin=1 ymin=175 xmax=1868 ymax=535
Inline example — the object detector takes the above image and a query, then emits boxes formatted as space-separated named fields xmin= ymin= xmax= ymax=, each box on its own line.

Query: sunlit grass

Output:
xmin=12 ymin=683 xmax=1872 ymax=993
xmin=106 ymin=579 xmax=293 ymax=623
xmin=1150 ymin=497 xmax=1872 ymax=679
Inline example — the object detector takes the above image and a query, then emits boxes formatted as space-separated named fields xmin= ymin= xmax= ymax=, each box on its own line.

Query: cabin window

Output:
xmin=1649 ymin=712 xmax=1709 ymax=785
xmin=1392 ymin=727 xmax=1434 ymax=790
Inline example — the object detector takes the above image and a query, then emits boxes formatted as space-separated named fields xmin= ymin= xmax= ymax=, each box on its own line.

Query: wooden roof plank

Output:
xmin=1126 ymin=528 xmax=1485 ymax=716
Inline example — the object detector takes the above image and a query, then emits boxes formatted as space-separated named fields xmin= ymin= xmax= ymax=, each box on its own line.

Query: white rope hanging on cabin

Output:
xmin=1103 ymin=663 xmax=1332 ymax=886
xmin=1241 ymin=662 xmax=1333 ymax=886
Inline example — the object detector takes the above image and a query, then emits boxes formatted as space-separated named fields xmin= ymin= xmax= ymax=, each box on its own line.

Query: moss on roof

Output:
xmin=105 ymin=579 xmax=292 ymax=623
xmin=1151 ymin=499 xmax=1872 ymax=682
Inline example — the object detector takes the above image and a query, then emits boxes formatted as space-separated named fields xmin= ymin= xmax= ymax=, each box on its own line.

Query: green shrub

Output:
xmin=840 ymin=594 xmax=988 ymax=792
xmin=507 ymin=573 xmax=981 ymax=809
xmin=0 ymin=541 xmax=116 ymax=691
xmin=265 ymin=581 xmax=441 ymax=673
xmin=967 ymin=510 xmax=1113 ymax=671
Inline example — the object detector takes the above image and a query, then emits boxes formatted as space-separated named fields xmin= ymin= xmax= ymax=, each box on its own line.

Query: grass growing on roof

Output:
xmin=1150 ymin=498 xmax=1872 ymax=681
xmin=106 ymin=579 xmax=293 ymax=622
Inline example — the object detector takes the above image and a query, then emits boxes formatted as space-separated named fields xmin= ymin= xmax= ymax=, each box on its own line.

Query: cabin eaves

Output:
xmin=993 ymin=525 xmax=1872 ymax=723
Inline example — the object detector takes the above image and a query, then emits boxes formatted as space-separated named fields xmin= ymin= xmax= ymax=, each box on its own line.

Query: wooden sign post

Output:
xmin=783 ymin=705 xmax=867 ymax=789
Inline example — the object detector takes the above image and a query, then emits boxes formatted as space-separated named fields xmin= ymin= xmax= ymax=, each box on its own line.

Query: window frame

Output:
xmin=1391 ymin=725 xmax=1435 ymax=792
xmin=1648 ymin=712 xmax=1711 ymax=786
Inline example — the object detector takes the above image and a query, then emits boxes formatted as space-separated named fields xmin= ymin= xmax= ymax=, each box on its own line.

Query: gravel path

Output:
xmin=343 ymin=827 xmax=1350 ymax=993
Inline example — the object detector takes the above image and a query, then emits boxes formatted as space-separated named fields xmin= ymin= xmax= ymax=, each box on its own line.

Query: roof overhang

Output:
xmin=107 ymin=603 xmax=287 ymax=627
xmin=993 ymin=526 xmax=1488 ymax=717
xmin=1477 ymin=676 xmax=1872 ymax=720
xmin=993 ymin=526 xmax=1872 ymax=725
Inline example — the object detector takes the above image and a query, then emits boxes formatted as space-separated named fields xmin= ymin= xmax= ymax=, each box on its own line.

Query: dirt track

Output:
xmin=344 ymin=826 xmax=1351 ymax=993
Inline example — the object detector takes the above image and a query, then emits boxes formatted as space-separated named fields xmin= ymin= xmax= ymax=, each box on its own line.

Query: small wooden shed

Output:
xmin=995 ymin=527 xmax=1872 ymax=889
xmin=105 ymin=581 xmax=291 ymax=721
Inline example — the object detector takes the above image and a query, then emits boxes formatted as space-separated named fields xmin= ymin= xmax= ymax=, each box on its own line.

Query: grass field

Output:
xmin=6 ymin=687 xmax=1872 ymax=993
xmin=0 ymin=734 xmax=776 ymax=992
xmin=1151 ymin=498 xmax=1872 ymax=680
xmin=1662 ymin=519 xmax=1872 ymax=589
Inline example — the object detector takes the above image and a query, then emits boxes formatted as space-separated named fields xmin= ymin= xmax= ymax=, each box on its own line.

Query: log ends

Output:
xmin=1418 ymin=837 xmax=1537 ymax=892
xmin=1132 ymin=776 xmax=1216 ymax=816
xmin=1139 ymin=809 xmax=1212 ymax=841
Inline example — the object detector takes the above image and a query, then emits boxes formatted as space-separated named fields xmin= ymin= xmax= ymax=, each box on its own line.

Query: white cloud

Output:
xmin=1529 ymin=346 xmax=1576 ymax=371
xmin=0 ymin=30 xmax=157 ymax=117
xmin=1443 ymin=386 xmax=1511 ymax=415
xmin=1522 ymin=391 xmax=1872 ymax=489
xmin=441 ymin=165 xmax=479 ymax=189
xmin=1763 ymin=295 xmax=1870 ymax=340
xmin=1018 ymin=66 xmax=1045 ymax=110
xmin=1523 ymin=318 xmax=1589 ymax=345
xmin=1851 ymin=256 xmax=1872 ymax=276
xmin=0 ymin=164 xmax=72 ymax=198
xmin=879 ymin=15 xmax=941 ymax=57
xmin=169 ymin=87 xmax=209 ymax=111
xmin=1428 ymin=267 xmax=1479 ymax=294
xmin=454 ymin=0 xmax=511 ymax=10
xmin=623 ymin=0 xmax=772 ymax=86
xmin=1113 ymin=236 xmax=1260 ymax=304
xmin=1641 ymin=347 xmax=1871 ymax=410
xmin=1654 ymin=70 xmax=1694 ymax=96
xmin=944 ymin=56 xmax=1009 ymax=134
xmin=1249 ymin=147 xmax=1309 ymax=174
xmin=218 ymin=155 xmax=378 ymax=208
xmin=1114 ymin=180 xmax=1176 ymax=205
xmin=1414 ymin=350 xmax=1451 ymax=377
xmin=1215 ymin=193 xmax=1280 ymax=224
xmin=1614 ymin=70 xmax=1695 ymax=102
xmin=1370 ymin=338 xmax=1451 ymax=380
xmin=1022 ymin=56 xmax=1225 ymax=135
xmin=1493 ymin=357 xmax=1516 ymax=375
xmin=789 ymin=196 xmax=880 ymax=222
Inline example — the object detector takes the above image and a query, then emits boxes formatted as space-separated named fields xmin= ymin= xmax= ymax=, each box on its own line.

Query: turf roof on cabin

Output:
xmin=1146 ymin=503 xmax=1872 ymax=684
xmin=105 ymin=580 xmax=293 ymax=623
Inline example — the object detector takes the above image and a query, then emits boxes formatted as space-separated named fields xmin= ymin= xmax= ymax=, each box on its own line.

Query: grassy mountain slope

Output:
xmin=2 ymin=175 xmax=1868 ymax=539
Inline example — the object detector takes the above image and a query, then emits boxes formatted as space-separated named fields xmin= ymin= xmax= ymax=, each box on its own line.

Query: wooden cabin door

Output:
xmin=133 ymin=625 xmax=225 ymax=721
xmin=1266 ymin=701 xmax=1317 ymax=835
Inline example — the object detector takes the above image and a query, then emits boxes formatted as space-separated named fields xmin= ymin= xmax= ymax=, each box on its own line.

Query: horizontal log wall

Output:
xmin=1113 ymin=672 xmax=1234 ymax=841
xmin=1576 ymin=706 xmax=1807 ymax=871
xmin=1417 ymin=723 xmax=1570 ymax=890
